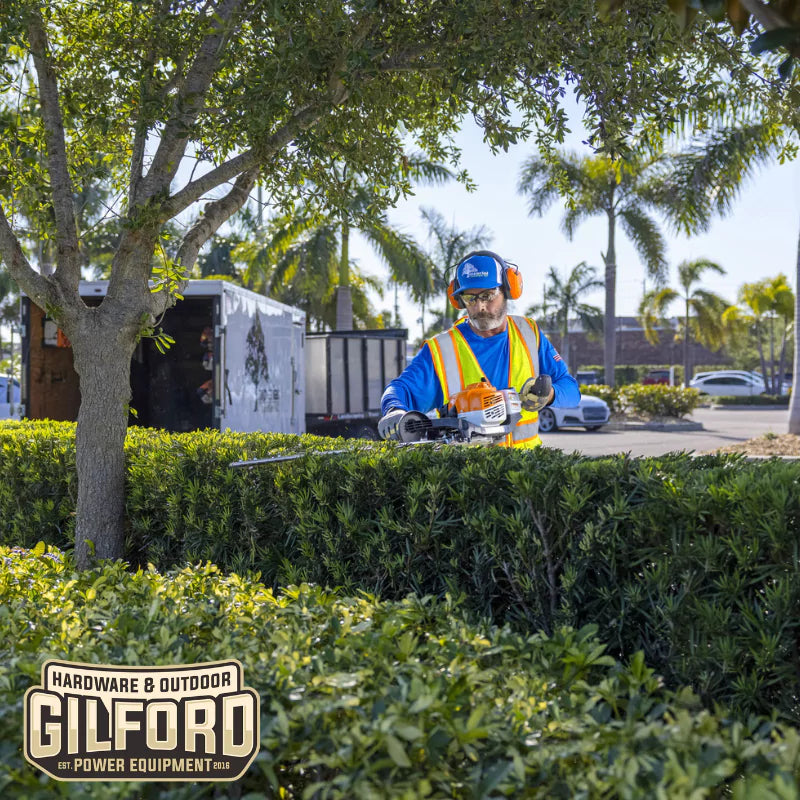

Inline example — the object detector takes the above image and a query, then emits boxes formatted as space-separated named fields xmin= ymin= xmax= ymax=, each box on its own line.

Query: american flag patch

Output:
xmin=554 ymin=352 xmax=562 ymax=362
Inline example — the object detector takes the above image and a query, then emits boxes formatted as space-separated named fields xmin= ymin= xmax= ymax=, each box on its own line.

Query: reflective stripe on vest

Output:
xmin=427 ymin=315 xmax=542 ymax=448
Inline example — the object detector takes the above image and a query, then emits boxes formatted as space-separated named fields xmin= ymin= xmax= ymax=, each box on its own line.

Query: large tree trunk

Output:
xmin=603 ymin=211 xmax=617 ymax=388
xmin=70 ymin=299 xmax=143 ymax=568
xmin=788 ymin=220 xmax=800 ymax=434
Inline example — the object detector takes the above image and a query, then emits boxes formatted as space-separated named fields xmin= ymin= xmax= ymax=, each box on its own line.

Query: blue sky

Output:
xmin=351 ymin=117 xmax=800 ymax=342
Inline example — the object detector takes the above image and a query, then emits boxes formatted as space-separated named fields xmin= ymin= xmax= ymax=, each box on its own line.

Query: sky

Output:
xmin=349 ymin=114 xmax=800 ymax=343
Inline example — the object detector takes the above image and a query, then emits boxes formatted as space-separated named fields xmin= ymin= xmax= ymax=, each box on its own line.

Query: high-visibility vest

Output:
xmin=427 ymin=315 xmax=542 ymax=448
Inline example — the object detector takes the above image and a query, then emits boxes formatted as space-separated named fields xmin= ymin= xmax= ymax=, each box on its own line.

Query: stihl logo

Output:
xmin=24 ymin=660 xmax=259 ymax=782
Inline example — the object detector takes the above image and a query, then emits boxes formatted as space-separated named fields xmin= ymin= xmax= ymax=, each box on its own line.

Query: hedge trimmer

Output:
xmin=229 ymin=375 xmax=552 ymax=468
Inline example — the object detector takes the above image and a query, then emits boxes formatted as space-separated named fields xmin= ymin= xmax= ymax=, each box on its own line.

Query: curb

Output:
xmin=709 ymin=404 xmax=789 ymax=411
xmin=607 ymin=420 xmax=704 ymax=432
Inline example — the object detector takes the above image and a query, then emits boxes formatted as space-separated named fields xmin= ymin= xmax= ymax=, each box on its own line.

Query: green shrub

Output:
xmin=3 ymin=545 xmax=800 ymax=799
xmin=617 ymin=384 xmax=702 ymax=417
xmin=712 ymin=394 xmax=790 ymax=406
xmin=3 ymin=422 xmax=800 ymax=723
xmin=577 ymin=384 xmax=700 ymax=417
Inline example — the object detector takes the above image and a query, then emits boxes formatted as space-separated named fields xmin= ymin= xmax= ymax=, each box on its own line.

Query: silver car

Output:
xmin=538 ymin=394 xmax=610 ymax=433
xmin=688 ymin=371 xmax=764 ymax=397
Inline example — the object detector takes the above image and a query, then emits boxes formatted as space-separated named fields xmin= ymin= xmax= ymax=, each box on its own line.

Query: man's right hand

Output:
xmin=378 ymin=409 xmax=431 ymax=442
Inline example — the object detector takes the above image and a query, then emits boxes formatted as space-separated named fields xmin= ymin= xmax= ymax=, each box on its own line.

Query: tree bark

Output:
xmin=70 ymin=306 xmax=141 ymax=568
xmin=336 ymin=220 xmax=353 ymax=330
xmin=683 ymin=298 xmax=691 ymax=385
xmin=788 ymin=219 xmax=800 ymax=433
xmin=603 ymin=210 xmax=617 ymax=388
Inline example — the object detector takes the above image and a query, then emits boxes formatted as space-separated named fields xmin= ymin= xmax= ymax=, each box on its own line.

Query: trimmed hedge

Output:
xmin=579 ymin=384 xmax=701 ymax=417
xmin=712 ymin=394 xmax=790 ymax=406
xmin=2 ymin=421 xmax=800 ymax=723
xmin=3 ymin=545 xmax=800 ymax=798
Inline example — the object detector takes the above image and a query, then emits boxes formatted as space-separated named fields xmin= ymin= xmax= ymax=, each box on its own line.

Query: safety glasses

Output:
xmin=460 ymin=288 xmax=501 ymax=306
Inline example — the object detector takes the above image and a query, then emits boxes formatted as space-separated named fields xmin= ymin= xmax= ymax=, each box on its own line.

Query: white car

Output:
xmin=0 ymin=376 xmax=21 ymax=420
xmin=538 ymin=394 xmax=610 ymax=433
xmin=688 ymin=371 xmax=764 ymax=397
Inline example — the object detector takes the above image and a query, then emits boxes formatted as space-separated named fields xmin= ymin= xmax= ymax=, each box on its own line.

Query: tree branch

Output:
xmin=136 ymin=0 xmax=244 ymax=204
xmin=26 ymin=8 xmax=81 ymax=291
xmin=150 ymin=168 xmax=257 ymax=316
xmin=160 ymin=102 xmax=324 ymax=220
xmin=0 ymin=201 xmax=59 ymax=311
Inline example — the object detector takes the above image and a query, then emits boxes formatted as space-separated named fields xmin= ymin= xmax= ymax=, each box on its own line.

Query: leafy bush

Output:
xmin=579 ymin=383 xmax=618 ymax=412
xmin=3 ymin=545 xmax=800 ymax=799
xmin=617 ymin=384 xmax=702 ymax=417
xmin=577 ymin=384 xmax=700 ymax=417
xmin=3 ymin=422 xmax=800 ymax=723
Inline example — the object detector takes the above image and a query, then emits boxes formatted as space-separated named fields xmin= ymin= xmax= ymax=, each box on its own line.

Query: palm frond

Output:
xmin=617 ymin=203 xmax=668 ymax=282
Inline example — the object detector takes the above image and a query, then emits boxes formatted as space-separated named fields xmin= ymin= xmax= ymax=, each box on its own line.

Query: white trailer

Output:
xmin=21 ymin=280 xmax=306 ymax=434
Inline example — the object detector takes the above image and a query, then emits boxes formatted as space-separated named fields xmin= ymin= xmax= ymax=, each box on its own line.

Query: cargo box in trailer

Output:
xmin=304 ymin=329 xmax=407 ymax=439
xmin=21 ymin=280 xmax=306 ymax=434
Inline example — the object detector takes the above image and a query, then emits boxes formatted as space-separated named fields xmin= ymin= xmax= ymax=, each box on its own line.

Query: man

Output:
xmin=379 ymin=250 xmax=580 ymax=448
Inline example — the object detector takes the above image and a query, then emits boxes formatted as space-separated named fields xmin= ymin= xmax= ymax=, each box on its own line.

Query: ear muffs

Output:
xmin=503 ymin=263 xmax=523 ymax=300
xmin=448 ymin=250 xmax=523 ymax=307
xmin=447 ymin=278 xmax=462 ymax=309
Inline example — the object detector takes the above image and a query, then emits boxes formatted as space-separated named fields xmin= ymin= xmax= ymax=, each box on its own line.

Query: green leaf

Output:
xmin=385 ymin=734 xmax=412 ymax=767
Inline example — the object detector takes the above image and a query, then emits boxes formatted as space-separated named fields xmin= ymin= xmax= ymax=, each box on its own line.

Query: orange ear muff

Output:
xmin=504 ymin=264 xmax=523 ymax=300
xmin=447 ymin=279 xmax=463 ymax=309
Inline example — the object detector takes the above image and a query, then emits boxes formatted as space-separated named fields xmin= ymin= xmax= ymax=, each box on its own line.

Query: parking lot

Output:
xmin=539 ymin=407 xmax=790 ymax=457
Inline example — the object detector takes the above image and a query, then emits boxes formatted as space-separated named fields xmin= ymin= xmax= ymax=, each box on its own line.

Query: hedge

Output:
xmin=3 ymin=545 xmax=800 ymax=798
xmin=579 ymin=384 xmax=701 ymax=417
xmin=2 ymin=421 xmax=800 ymax=723
xmin=712 ymin=394 xmax=790 ymax=406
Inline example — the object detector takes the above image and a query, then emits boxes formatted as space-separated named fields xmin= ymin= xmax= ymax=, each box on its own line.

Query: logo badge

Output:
xmin=461 ymin=263 xmax=489 ymax=279
xmin=24 ymin=660 xmax=260 ymax=782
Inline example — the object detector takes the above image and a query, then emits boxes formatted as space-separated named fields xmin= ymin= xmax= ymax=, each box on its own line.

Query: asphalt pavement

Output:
xmin=538 ymin=407 xmax=791 ymax=457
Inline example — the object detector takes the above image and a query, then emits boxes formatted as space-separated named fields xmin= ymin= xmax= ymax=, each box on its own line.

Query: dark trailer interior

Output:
xmin=22 ymin=291 xmax=219 ymax=432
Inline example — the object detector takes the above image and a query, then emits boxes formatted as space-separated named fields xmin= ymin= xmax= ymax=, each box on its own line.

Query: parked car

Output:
xmin=688 ymin=371 xmax=765 ymax=397
xmin=538 ymin=394 xmax=610 ymax=433
xmin=0 ymin=376 xmax=21 ymax=420
xmin=575 ymin=370 xmax=601 ymax=385
xmin=642 ymin=369 xmax=671 ymax=385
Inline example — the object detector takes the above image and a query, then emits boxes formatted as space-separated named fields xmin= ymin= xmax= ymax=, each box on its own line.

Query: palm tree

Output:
xmin=232 ymin=210 xmax=385 ymax=331
xmin=518 ymin=149 xmax=676 ymax=387
xmin=526 ymin=261 xmax=603 ymax=372
xmin=722 ymin=275 xmax=795 ymax=394
xmin=418 ymin=207 xmax=492 ymax=334
xmin=644 ymin=122 xmax=799 ymax=425
xmin=638 ymin=259 xmax=728 ymax=384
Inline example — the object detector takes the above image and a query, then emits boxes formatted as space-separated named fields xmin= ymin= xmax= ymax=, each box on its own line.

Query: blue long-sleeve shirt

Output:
xmin=381 ymin=317 xmax=581 ymax=414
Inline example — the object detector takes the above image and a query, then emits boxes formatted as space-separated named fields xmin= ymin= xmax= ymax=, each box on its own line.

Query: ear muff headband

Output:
xmin=447 ymin=250 xmax=523 ymax=309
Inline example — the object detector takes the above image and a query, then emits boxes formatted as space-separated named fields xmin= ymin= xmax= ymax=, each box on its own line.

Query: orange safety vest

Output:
xmin=427 ymin=315 xmax=542 ymax=448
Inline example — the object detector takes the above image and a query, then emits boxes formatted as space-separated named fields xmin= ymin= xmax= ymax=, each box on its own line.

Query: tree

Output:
xmin=638 ymin=259 xmax=729 ymax=383
xmin=418 ymin=207 xmax=492 ymax=335
xmin=234 ymin=207 xmax=389 ymax=331
xmin=0 ymin=1 xmax=778 ymax=566
xmin=526 ymin=262 xmax=603 ymax=372
xmin=518 ymin=150 xmax=681 ymax=388
xmin=722 ymin=275 xmax=795 ymax=393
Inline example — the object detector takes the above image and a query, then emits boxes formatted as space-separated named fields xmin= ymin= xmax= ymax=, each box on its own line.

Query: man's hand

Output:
xmin=520 ymin=375 xmax=553 ymax=412
xmin=378 ymin=409 xmax=431 ymax=442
